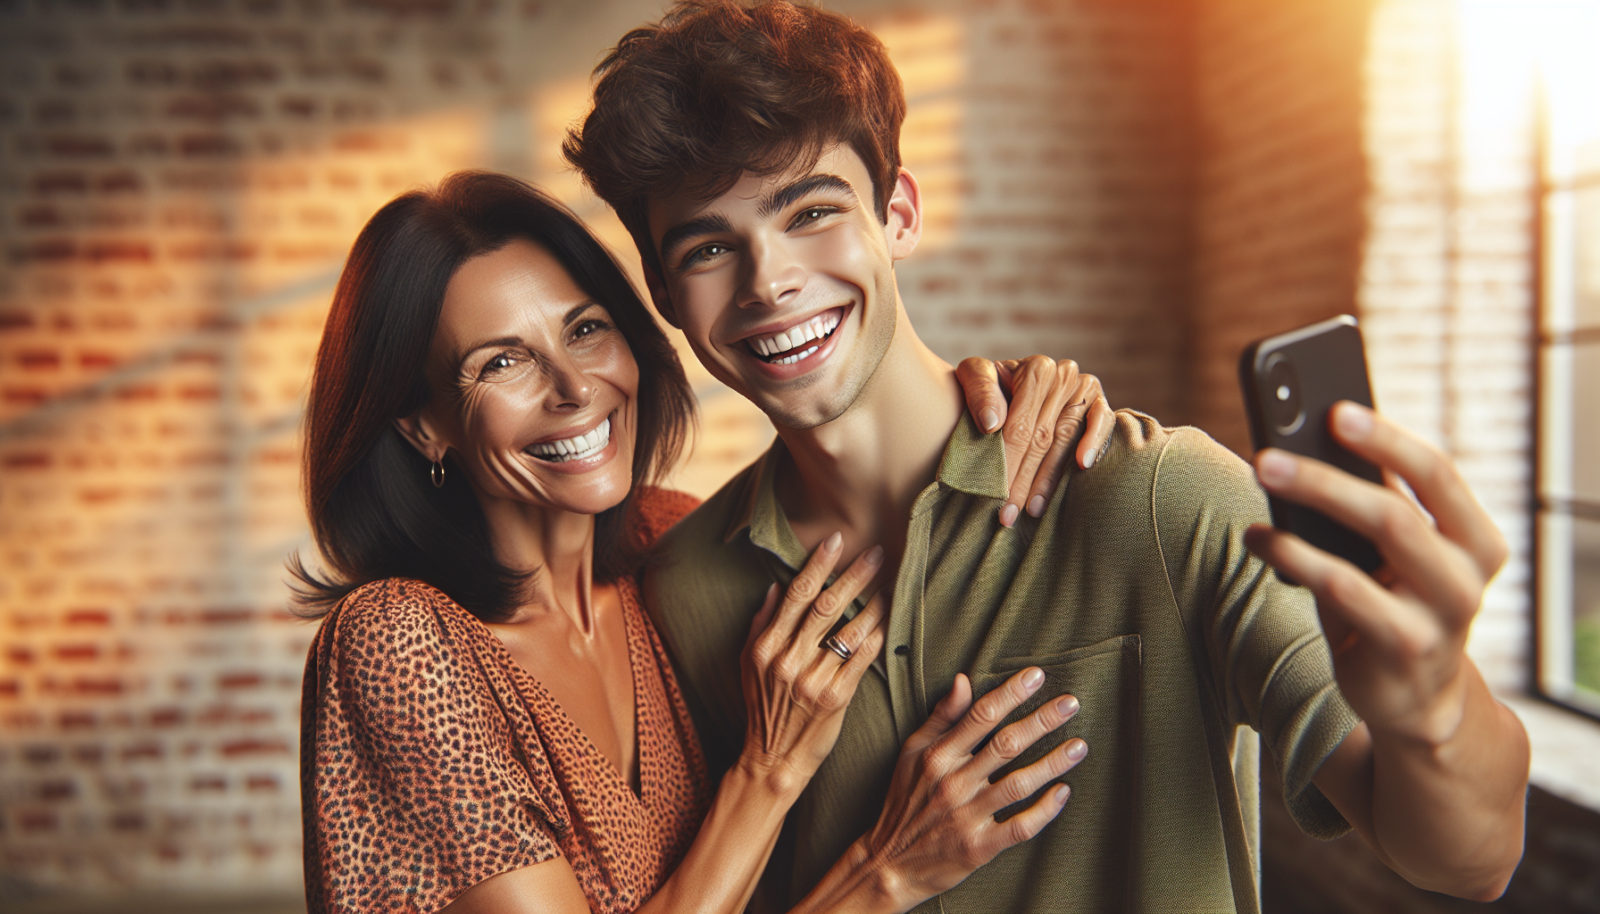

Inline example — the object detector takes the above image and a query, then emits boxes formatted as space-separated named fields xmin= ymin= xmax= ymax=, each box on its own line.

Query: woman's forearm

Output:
xmin=634 ymin=758 xmax=802 ymax=914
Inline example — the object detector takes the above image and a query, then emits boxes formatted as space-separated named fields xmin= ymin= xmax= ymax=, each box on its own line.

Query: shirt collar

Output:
xmin=721 ymin=412 xmax=1010 ymax=556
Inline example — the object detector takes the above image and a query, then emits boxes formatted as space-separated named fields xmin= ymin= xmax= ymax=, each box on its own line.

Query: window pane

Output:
xmin=1576 ymin=181 xmax=1600 ymax=329
xmin=1571 ymin=342 xmax=1600 ymax=504
xmin=1573 ymin=517 xmax=1600 ymax=702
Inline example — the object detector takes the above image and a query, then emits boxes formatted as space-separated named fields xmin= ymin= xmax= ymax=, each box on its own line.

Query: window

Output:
xmin=1537 ymin=109 xmax=1600 ymax=717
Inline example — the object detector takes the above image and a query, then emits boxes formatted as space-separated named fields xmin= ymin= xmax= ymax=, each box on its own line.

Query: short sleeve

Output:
xmin=1152 ymin=428 xmax=1360 ymax=840
xmin=301 ymin=581 xmax=561 ymax=913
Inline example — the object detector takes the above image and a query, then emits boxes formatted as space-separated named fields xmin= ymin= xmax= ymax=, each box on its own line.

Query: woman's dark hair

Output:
xmin=290 ymin=171 xmax=695 ymax=621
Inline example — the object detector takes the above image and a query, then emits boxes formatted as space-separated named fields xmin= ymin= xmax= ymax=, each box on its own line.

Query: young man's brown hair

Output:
xmin=563 ymin=0 xmax=906 ymax=291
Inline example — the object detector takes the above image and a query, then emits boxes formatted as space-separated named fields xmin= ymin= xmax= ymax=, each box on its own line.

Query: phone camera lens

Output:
xmin=1264 ymin=356 xmax=1305 ymax=435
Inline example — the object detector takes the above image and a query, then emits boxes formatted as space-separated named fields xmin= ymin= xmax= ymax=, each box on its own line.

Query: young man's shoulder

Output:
xmin=1067 ymin=409 xmax=1257 ymax=509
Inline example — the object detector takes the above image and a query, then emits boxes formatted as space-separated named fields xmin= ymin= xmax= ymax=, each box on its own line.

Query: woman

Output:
xmin=297 ymin=172 xmax=1103 ymax=913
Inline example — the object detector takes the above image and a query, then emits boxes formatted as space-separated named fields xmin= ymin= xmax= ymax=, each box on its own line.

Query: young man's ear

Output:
xmin=884 ymin=167 xmax=924 ymax=262
xmin=643 ymin=262 xmax=680 ymax=328
xmin=394 ymin=410 xmax=446 ymax=464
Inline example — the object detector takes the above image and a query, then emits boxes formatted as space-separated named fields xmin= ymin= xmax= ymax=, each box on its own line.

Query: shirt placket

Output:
xmin=886 ymin=481 xmax=943 ymax=747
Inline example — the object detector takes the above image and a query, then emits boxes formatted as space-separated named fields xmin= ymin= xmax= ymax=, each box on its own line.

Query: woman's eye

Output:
xmin=479 ymin=353 xmax=517 ymax=378
xmin=572 ymin=319 xmax=608 ymax=340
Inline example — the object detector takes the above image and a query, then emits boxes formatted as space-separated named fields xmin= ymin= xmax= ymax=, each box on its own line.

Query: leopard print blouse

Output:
xmin=300 ymin=489 xmax=711 ymax=913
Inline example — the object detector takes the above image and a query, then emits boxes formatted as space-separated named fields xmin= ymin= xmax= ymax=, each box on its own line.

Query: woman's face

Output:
xmin=413 ymin=238 xmax=639 ymax=518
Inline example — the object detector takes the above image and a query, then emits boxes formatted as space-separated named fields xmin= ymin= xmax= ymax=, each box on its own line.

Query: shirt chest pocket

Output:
xmin=929 ymin=633 xmax=1143 ymax=914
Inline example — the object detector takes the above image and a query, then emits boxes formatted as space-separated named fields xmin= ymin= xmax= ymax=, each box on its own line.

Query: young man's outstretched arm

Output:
xmin=1247 ymin=401 xmax=1529 ymax=900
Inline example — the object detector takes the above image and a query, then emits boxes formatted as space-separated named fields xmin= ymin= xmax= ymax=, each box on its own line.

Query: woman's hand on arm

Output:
xmin=956 ymin=356 xmax=1115 ymax=528
xmin=798 ymin=669 xmax=1087 ymax=913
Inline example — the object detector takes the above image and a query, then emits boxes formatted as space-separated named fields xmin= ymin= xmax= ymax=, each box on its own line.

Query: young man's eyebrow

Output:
xmin=659 ymin=212 xmax=734 ymax=265
xmin=757 ymin=174 xmax=855 ymax=219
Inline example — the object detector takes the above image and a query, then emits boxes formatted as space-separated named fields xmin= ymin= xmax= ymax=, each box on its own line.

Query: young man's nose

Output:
xmin=740 ymin=235 xmax=807 ymax=310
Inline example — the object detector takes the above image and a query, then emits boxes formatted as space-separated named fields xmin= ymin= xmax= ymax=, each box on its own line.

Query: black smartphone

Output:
xmin=1239 ymin=314 xmax=1385 ymax=577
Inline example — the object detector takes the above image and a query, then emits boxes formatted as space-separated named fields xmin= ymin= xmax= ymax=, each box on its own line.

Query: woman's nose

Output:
xmin=542 ymin=356 xmax=596 ymax=411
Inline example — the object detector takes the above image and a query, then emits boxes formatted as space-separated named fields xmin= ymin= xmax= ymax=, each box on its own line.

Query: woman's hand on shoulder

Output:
xmin=956 ymin=356 xmax=1115 ymax=528
xmin=799 ymin=669 xmax=1086 ymax=913
xmin=739 ymin=533 xmax=888 ymax=794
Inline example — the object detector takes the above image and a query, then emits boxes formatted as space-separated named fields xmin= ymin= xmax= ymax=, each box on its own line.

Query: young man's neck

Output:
xmin=772 ymin=302 xmax=964 ymax=570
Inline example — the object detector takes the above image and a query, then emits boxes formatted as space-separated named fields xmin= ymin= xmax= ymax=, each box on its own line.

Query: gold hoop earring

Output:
xmin=430 ymin=461 xmax=445 ymax=488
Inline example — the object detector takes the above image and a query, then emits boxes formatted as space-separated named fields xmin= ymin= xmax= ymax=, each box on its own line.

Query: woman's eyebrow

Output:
xmin=757 ymin=173 xmax=854 ymax=219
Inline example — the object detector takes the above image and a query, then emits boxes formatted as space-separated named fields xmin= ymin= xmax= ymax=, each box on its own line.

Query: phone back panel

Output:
xmin=1239 ymin=315 xmax=1385 ymax=575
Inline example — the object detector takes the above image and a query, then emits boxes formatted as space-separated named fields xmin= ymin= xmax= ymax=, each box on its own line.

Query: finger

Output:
xmin=1075 ymin=376 xmax=1113 ymax=470
xmin=794 ymin=545 xmax=885 ymax=646
xmin=969 ymin=692 xmax=1079 ymax=781
xmin=1243 ymin=523 xmax=1416 ymax=655
xmin=933 ymin=667 xmax=1047 ymax=761
xmin=1254 ymin=447 xmax=1483 ymax=624
xmin=768 ymin=532 xmax=844 ymax=643
xmin=997 ymin=357 xmax=1057 ymax=522
xmin=956 ymin=357 xmax=1007 ymax=435
xmin=1024 ymin=374 xmax=1100 ymax=517
xmin=1005 ymin=360 xmax=1079 ymax=522
xmin=902 ymin=673 xmax=974 ymax=758
xmin=979 ymin=730 xmax=1087 ymax=816
xmin=1328 ymin=402 xmax=1509 ymax=578
xmin=831 ymin=594 xmax=888 ymax=687
xmin=981 ymin=781 xmax=1071 ymax=858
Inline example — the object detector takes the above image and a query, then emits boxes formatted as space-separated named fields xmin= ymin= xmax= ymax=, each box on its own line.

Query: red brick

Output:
xmin=65 ymin=608 xmax=112 ymax=626
xmin=37 ymin=780 xmax=77 ymax=801
xmin=42 ymin=135 xmax=115 ymax=158
xmin=78 ymin=351 xmax=122 ymax=369
xmin=245 ymin=774 xmax=280 ymax=792
xmin=17 ymin=350 xmax=62 ymax=370
xmin=188 ymin=774 xmax=227 ymax=792
xmin=219 ymin=737 xmax=289 ymax=758
xmin=57 ymin=709 xmax=96 ymax=729
xmin=111 ymin=811 xmax=148 ymax=832
xmin=52 ymin=644 xmax=100 ymax=662
xmin=148 ymin=707 xmax=184 ymax=728
xmin=23 ymin=745 xmax=61 ymax=765
xmin=218 ymin=672 xmax=263 ymax=690
xmin=3 ymin=452 xmax=52 ymax=469
xmin=121 ymin=741 xmax=163 ymax=761
xmin=85 ymin=240 xmax=153 ymax=263
xmin=6 ymin=646 xmax=37 ymax=664
xmin=19 ymin=810 xmax=59 ymax=833
xmin=30 ymin=171 xmax=89 ymax=194
xmin=97 ymin=170 xmax=144 ymax=193
xmin=0 ymin=310 xmax=35 ymax=330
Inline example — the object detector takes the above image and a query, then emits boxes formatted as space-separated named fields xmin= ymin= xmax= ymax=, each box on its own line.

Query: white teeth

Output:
xmin=528 ymin=417 xmax=611 ymax=462
xmin=748 ymin=310 xmax=841 ymax=359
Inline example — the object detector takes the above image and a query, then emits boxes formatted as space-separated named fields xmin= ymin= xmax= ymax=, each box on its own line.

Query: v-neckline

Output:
xmin=482 ymin=583 xmax=647 ymax=802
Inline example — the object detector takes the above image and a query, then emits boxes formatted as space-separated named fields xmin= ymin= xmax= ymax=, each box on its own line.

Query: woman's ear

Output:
xmin=394 ymin=410 xmax=445 ymax=463
xmin=885 ymin=167 xmax=924 ymax=261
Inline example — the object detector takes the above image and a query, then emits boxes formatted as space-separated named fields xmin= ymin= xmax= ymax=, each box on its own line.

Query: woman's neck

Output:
xmin=479 ymin=498 xmax=601 ymax=632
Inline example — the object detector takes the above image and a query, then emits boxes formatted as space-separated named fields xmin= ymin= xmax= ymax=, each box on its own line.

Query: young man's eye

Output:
xmin=684 ymin=243 xmax=729 ymax=266
xmin=791 ymin=206 xmax=837 ymax=228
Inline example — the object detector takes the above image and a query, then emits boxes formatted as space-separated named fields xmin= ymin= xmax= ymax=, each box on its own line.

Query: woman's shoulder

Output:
xmin=323 ymin=577 xmax=471 ymax=650
xmin=632 ymin=486 xmax=703 ymax=550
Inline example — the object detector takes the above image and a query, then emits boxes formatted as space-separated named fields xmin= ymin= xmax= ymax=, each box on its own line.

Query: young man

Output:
xmin=565 ymin=2 xmax=1531 ymax=911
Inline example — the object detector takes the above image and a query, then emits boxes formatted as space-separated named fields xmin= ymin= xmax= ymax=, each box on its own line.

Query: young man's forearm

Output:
xmin=1323 ymin=660 xmax=1529 ymax=899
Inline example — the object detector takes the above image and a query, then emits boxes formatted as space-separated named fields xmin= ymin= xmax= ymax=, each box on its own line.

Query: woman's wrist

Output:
xmin=733 ymin=745 xmax=812 ymax=802
xmin=793 ymin=837 xmax=907 ymax=914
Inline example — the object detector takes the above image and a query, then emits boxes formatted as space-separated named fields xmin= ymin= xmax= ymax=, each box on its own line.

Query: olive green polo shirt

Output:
xmin=643 ymin=411 xmax=1358 ymax=913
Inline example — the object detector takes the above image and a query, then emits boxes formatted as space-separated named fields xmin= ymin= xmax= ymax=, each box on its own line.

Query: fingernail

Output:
xmin=1066 ymin=739 xmax=1087 ymax=761
xmin=1334 ymin=401 xmax=1373 ymax=440
xmin=1053 ymin=783 xmax=1071 ymax=802
xmin=825 ymin=531 xmax=843 ymax=552
xmin=1021 ymin=667 xmax=1045 ymax=691
xmin=864 ymin=545 xmax=884 ymax=567
xmin=1083 ymin=448 xmax=1096 ymax=469
xmin=1027 ymin=494 xmax=1046 ymax=518
xmin=1055 ymin=695 xmax=1079 ymax=718
xmin=980 ymin=408 xmax=1000 ymax=433
xmin=1000 ymin=503 xmax=1020 ymax=527
xmin=1257 ymin=449 xmax=1296 ymax=487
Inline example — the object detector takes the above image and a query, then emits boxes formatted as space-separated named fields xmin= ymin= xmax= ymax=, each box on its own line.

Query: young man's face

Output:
xmin=646 ymin=143 xmax=921 ymax=429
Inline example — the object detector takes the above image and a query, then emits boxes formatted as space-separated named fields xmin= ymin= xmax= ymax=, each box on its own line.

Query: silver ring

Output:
xmin=822 ymin=634 xmax=853 ymax=662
